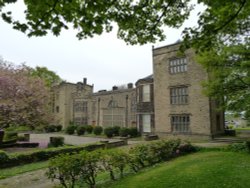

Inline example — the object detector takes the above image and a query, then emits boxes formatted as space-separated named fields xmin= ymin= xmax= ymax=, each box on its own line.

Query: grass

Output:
xmin=235 ymin=127 xmax=250 ymax=130
xmin=98 ymin=151 xmax=250 ymax=188
xmin=0 ymin=161 xmax=49 ymax=179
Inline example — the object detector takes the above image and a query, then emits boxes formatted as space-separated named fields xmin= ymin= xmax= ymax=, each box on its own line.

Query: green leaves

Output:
xmin=197 ymin=41 xmax=250 ymax=115
xmin=0 ymin=0 xmax=192 ymax=45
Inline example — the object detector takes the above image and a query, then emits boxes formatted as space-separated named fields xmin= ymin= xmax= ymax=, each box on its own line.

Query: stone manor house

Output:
xmin=52 ymin=42 xmax=224 ymax=139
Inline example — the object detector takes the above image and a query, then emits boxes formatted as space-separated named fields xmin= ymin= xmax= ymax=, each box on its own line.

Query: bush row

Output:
xmin=65 ymin=125 xmax=140 ymax=138
xmin=65 ymin=125 xmax=102 ymax=135
xmin=227 ymin=141 xmax=250 ymax=153
xmin=46 ymin=139 xmax=197 ymax=188
xmin=104 ymin=126 xmax=139 ymax=138
xmin=44 ymin=125 xmax=62 ymax=133
xmin=0 ymin=143 xmax=105 ymax=168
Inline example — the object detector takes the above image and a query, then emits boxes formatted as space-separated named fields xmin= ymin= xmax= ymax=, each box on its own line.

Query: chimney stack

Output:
xmin=127 ymin=83 xmax=133 ymax=89
xmin=112 ymin=86 xmax=118 ymax=90
xmin=83 ymin=78 xmax=87 ymax=85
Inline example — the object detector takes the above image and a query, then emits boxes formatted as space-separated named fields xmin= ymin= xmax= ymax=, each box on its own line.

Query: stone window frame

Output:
xmin=169 ymin=57 xmax=187 ymax=74
xmin=170 ymin=86 xmax=189 ymax=105
xmin=102 ymin=107 xmax=125 ymax=127
xmin=170 ymin=114 xmax=190 ymax=133
xmin=142 ymin=84 xmax=150 ymax=102
xmin=74 ymin=101 xmax=88 ymax=112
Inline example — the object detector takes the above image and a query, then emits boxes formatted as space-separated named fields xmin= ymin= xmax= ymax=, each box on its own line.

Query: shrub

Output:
xmin=224 ymin=129 xmax=236 ymax=136
xmin=119 ymin=128 xmax=130 ymax=137
xmin=0 ymin=130 xmax=5 ymax=143
xmin=85 ymin=125 xmax=93 ymax=134
xmin=227 ymin=142 xmax=249 ymax=153
xmin=177 ymin=142 xmax=197 ymax=155
xmin=113 ymin=126 xmax=120 ymax=136
xmin=55 ymin=125 xmax=62 ymax=132
xmin=4 ymin=132 xmax=18 ymax=140
xmin=46 ymin=153 xmax=82 ymax=188
xmin=246 ymin=141 xmax=250 ymax=152
xmin=46 ymin=150 xmax=101 ymax=188
xmin=93 ymin=126 xmax=103 ymax=135
xmin=110 ymin=149 xmax=130 ymax=178
xmin=65 ymin=125 xmax=76 ymax=135
xmin=129 ymin=139 xmax=181 ymax=167
xmin=129 ymin=127 xmax=139 ymax=137
xmin=49 ymin=136 xmax=64 ymax=147
xmin=104 ymin=127 xmax=115 ymax=138
xmin=76 ymin=126 xmax=86 ymax=136
xmin=44 ymin=125 xmax=56 ymax=133
xmin=0 ymin=150 xmax=9 ymax=163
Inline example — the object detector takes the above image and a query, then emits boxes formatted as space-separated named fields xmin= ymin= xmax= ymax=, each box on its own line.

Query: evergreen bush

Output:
xmin=85 ymin=125 xmax=93 ymax=134
xmin=119 ymin=127 xmax=130 ymax=137
xmin=104 ymin=127 xmax=115 ymax=138
xmin=65 ymin=125 xmax=76 ymax=135
xmin=76 ymin=126 xmax=86 ymax=136
xmin=49 ymin=136 xmax=64 ymax=147
xmin=93 ymin=126 xmax=103 ymax=135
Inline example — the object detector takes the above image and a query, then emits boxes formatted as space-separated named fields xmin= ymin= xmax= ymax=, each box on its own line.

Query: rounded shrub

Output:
xmin=86 ymin=125 xmax=93 ymax=134
xmin=55 ymin=125 xmax=63 ymax=132
xmin=76 ymin=126 xmax=86 ymax=136
xmin=104 ymin=127 xmax=114 ymax=138
xmin=0 ymin=150 xmax=9 ymax=163
xmin=44 ymin=125 xmax=56 ymax=133
xmin=119 ymin=127 xmax=130 ymax=137
xmin=129 ymin=127 xmax=139 ymax=137
xmin=49 ymin=136 xmax=64 ymax=147
xmin=93 ymin=126 xmax=103 ymax=135
xmin=113 ymin=126 xmax=120 ymax=136
xmin=65 ymin=125 xmax=76 ymax=135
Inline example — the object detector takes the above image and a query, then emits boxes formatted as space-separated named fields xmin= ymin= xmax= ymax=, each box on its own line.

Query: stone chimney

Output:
xmin=83 ymin=78 xmax=87 ymax=85
xmin=112 ymin=86 xmax=118 ymax=90
xmin=127 ymin=83 xmax=133 ymax=89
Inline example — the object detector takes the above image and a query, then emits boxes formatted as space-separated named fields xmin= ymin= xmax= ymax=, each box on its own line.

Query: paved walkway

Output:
xmin=0 ymin=169 xmax=57 ymax=188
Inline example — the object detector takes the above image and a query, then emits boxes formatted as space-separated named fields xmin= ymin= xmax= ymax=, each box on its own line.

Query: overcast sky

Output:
xmin=0 ymin=1 xmax=204 ymax=92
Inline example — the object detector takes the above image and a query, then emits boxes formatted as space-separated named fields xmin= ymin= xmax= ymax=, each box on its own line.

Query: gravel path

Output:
xmin=0 ymin=169 xmax=57 ymax=188
xmin=29 ymin=133 xmax=118 ymax=147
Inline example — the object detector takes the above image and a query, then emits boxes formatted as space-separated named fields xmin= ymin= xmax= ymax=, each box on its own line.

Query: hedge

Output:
xmin=0 ymin=143 xmax=105 ymax=169
xmin=46 ymin=139 xmax=197 ymax=188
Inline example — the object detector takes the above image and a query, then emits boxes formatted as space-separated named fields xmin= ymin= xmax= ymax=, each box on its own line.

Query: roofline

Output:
xmin=153 ymin=41 xmax=182 ymax=51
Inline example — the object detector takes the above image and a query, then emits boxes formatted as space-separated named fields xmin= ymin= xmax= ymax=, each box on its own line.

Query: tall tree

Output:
xmin=0 ymin=58 xmax=53 ymax=129
xmin=30 ymin=66 xmax=61 ymax=87
xmin=197 ymin=41 xmax=250 ymax=114
xmin=191 ymin=1 xmax=250 ymax=118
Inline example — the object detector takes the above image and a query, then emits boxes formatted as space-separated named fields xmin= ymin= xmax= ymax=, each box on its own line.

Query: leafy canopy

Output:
xmin=0 ymin=0 xmax=192 ymax=45
xmin=0 ymin=58 xmax=54 ymax=129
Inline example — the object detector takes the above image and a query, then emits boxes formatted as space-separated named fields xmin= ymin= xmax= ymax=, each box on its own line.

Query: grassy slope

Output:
xmin=99 ymin=151 xmax=250 ymax=188
xmin=0 ymin=161 xmax=48 ymax=179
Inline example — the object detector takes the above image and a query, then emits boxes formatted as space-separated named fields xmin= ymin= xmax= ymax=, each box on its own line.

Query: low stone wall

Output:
xmin=107 ymin=139 xmax=127 ymax=148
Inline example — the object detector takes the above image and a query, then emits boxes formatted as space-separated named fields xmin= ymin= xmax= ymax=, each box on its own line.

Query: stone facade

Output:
xmin=92 ymin=84 xmax=136 ymax=128
xmin=153 ymin=42 xmax=224 ymax=138
xmin=52 ymin=80 xmax=137 ymax=130
xmin=135 ymin=75 xmax=155 ymax=133
xmin=52 ymin=79 xmax=94 ymax=129
xmin=51 ymin=42 xmax=224 ymax=139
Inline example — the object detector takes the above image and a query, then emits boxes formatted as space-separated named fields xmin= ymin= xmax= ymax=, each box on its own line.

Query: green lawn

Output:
xmin=0 ymin=161 xmax=48 ymax=179
xmin=99 ymin=151 xmax=250 ymax=188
